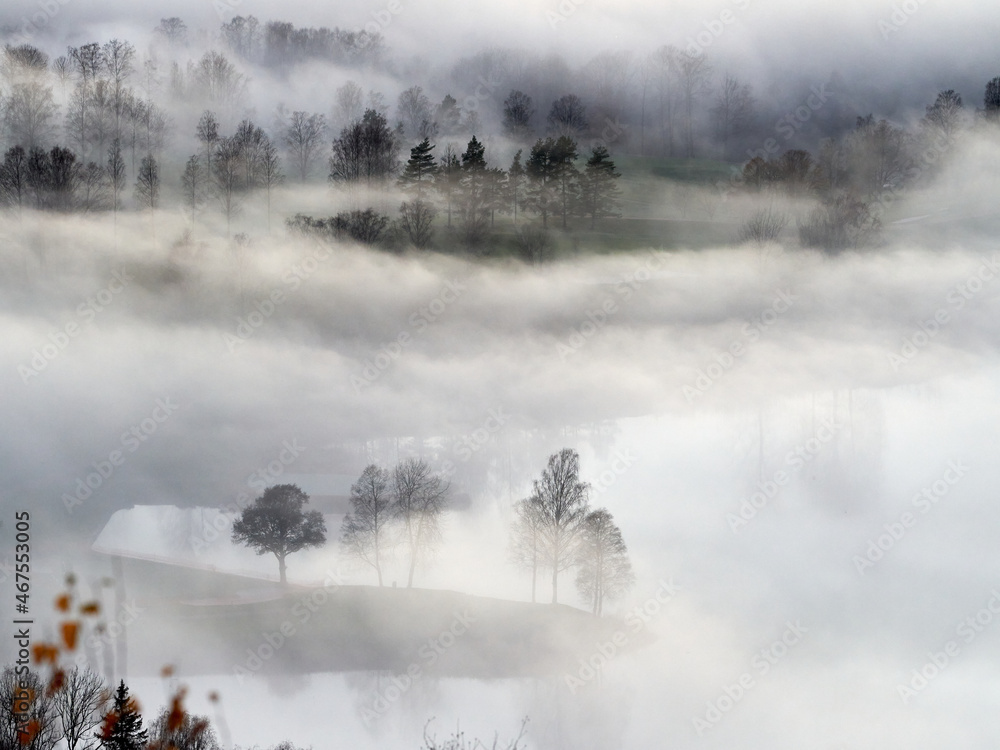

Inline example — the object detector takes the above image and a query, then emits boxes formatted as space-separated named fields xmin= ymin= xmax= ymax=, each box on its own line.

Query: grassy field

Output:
xmin=615 ymin=155 xmax=737 ymax=184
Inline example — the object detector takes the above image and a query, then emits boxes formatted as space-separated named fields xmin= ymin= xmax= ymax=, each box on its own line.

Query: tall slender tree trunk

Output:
xmin=278 ymin=552 xmax=287 ymax=584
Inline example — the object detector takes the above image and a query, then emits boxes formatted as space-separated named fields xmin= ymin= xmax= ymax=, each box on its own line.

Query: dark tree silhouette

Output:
xmin=530 ymin=448 xmax=590 ymax=604
xmin=195 ymin=110 xmax=219 ymax=175
xmin=503 ymin=90 xmax=534 ymax=138
xmin=51 ymin=667 xmax=107 ymax=750
xmin=398 ymin=137 xmax=438 ymax=199
xmin=399 ymin=199 xmax=437 ymax=248
xmin=147 ymin=706 xmax=220 ymax=750
xmin=458 ymin=135 xmax=490 ymax=243
xmin=984 ymin=76 xmax=1000 ymax=121
xmin=180 ymin=154 xmax=205 ymax=223
xmin=0 ymin=666 xmax=59 ymax=750
xmin=547 ymin=94 xmax=588 ymax=136
xmin=434 ymin=144 xmax=461 ymax=228
xmin=231 ymin=484 xmax=327 ymax=585
xmin=0 ymin=145 xmax=29 ymax=215
xmin=578 ymin=144 xmax=622 ymax=228
xmin=134 ymin=154 xmax=159 ymax=213
xmin=923 ymin=89 xmax=963 ymax=136
xmin=97 ymin=681 xmax=147 ymax=750
xmin=283 ymin=111 xmax=327 ymax=181
xmin=329 ymin=109 xmax=399 ymax=187
xmin=391 ymin=458 xmax=450 ymax=587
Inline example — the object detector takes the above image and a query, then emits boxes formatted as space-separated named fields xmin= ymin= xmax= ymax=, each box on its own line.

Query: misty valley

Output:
xmin=3 ymin=2 xmax=1000 ymax=749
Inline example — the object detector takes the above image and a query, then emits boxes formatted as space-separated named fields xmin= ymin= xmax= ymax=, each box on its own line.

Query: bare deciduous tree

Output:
xmin=148 ymin=707 xmax=220 ymax=750
xmin=0 ymin=666 xmax=60 ymax=750
xmin=107 ymin=138 xmax=126 ymax=218
xmin=212 ymin=136 xmax=242 ymax=236
xmin=738 ymin=207 xmax=789 ymax=244
xmin=334 ymin=80 xmax=364 ymax=126
xmin=502 ymin=90 xmax=534 ymax=138
xmin=283 ymin=111 xmax=327 ymax=181
xmin=547 ymin=94 xmax=588 ymax=137
xmin=2 ymin=82 xmax=58 ymax=150
xmin=259 ymin=136 xmax=283 ymax=232
xmin=391 ymin=458 xmax=450 ymax=587
xmin=396 ymin=86 xmax=433 ymax=139
xmin=180 ymin=153 xmax=205 ymax=223
xmin=328 ymin=109 xmax=399 ymax=189
xmin=575 ymin=508 xmax=634 ymax=615
xmin=134 ymin=154 xmax=159 ymax=212
xmin=50 ymin=666 xmax=108 ymax=750
xmin=712 ymin=73 xmax=755 ymax=160
xmin=341 ymin=464 xmax=393 ymax=586
xmin=530 ymin=448 xmax=590 ymax=604
xmin=677 ymin=51 xmax=712 ymax=158
xmin=399 ymin=199 xmax=437 ymax=248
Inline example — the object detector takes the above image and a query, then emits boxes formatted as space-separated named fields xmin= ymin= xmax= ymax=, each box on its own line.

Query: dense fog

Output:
xmin=2 ymin=1 xmax=1000 ymax=748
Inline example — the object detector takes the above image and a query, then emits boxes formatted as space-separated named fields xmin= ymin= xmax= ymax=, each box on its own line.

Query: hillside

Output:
xmin=127 ymin=583 xmax=652 ymax=680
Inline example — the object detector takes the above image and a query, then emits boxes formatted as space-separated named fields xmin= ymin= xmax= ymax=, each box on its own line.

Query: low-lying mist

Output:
xmin=3 ymin=147 xmax=1000 ymax=747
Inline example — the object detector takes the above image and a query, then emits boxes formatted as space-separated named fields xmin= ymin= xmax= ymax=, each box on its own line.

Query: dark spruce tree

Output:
xmin=398 ymin=137 xmax=438 ymax=199
xmin=578 ymin=145 xmax=622 ymax=229
xmin=97 ymin=681 xmax=147 ymax=750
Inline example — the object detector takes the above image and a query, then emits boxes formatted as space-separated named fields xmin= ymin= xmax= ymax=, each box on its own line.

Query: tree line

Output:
xmin=228 ymin=449 xmax=634 ymax=615
xmin=287 ymin=118 xmax=622 ymax=255
xmin=731 ymin=86 xmax=996 ymax=251
xmin=0 ymin=665 xmax=230 ymax=750
xmin=0 ymin=662 xmax=491 ymax=750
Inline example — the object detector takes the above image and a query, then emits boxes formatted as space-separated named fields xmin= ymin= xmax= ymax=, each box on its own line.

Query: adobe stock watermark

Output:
xmin=684 ymin=289 xmax=797 ymax=402
xmin=557 ymin=251 xmax=665 ymax=360
xmin=878 ymin=0 xmax=930 ymax=40
xmin=77 ymin=598 xmax=144 ymax=669
xmin=60 ymin=397 xmax=179 ymax=513
xmin=888 ymin=255 xmax=1000 ymax=371
xmin=224 ymin=245 xmax=332 ymax=353
xmin=728 ymin=413 xmax=846 ymax=533
xmin=351 ymin=278 xmax=467 ymax=394
xmin=591 ymin=448 xmax=639 ymax=495
xmin=546 ymin=0 xmax=589 ymax=29
xmin=18 ymin=267 xmax=132 ymax=384
xmin=692 ymin=620 xmax=807 ymax=735
xmin=590 ymin=117 xmax=626 ymax=154
xmin=683 ymin=0 xmax=753 ymax=58
xmin=897 ymin=588 xmax=1000 ymax=704
xmin=460 ymin=75 xmax=502 ymax=124
xmin=563 ymin=578 xmax=680 ymax=693
xmin=853 ymin=460 xmax=968 ymax=574
xmin=234 ymin=566 xmax=347 ymax=683
xmin=189 ymin=439 xmax=306 ymax=555
xmin=360 ymin=609 xmax=476 ymax=724
xmin=364 ymin=0 xmax=404 ymax=33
